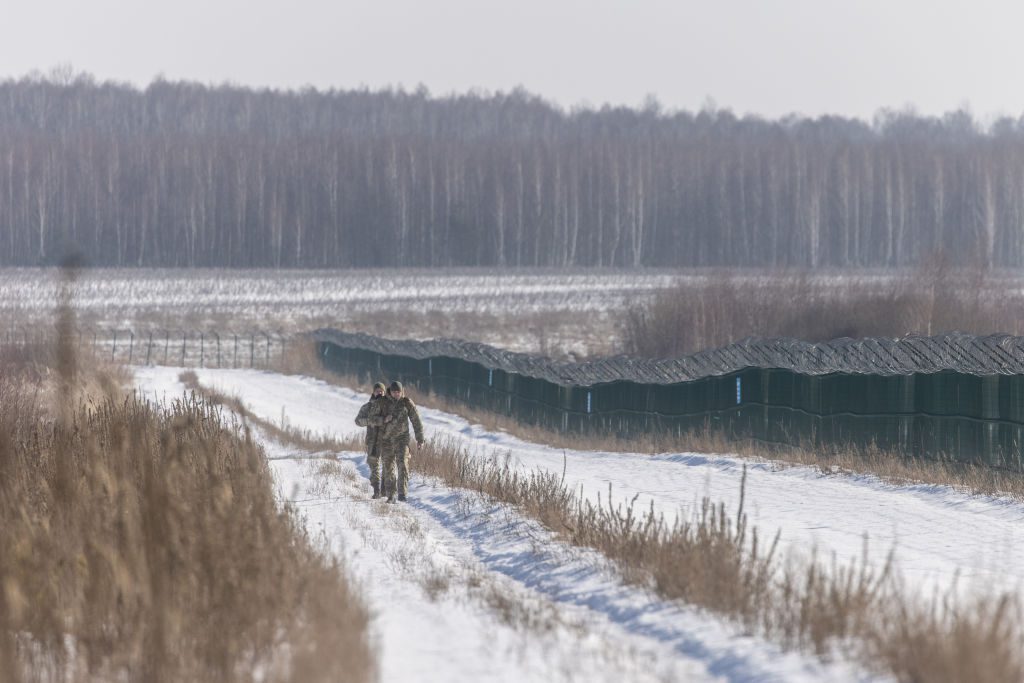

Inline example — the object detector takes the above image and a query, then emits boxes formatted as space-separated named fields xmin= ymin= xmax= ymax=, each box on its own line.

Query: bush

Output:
xmin=624 ymin=257 xmax=1018 ymax=357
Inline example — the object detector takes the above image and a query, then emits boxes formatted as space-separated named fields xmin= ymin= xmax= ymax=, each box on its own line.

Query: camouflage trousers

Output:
xmin=366 ymin=444 xmax=382 ymax=490
xmin=381 ymin=440 xmax=411 ymax=497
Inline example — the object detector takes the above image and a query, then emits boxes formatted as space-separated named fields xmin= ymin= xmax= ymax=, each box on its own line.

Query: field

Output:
xmin=7 ymin=266 xmax=1024 ymax=361
xmin=7 ymin=267 xmax=1024 ymax=681
xmin=0 ymin=267 xmax=680 ymax=358
xmin=134 ymin=365 xmax=1024 ymax=682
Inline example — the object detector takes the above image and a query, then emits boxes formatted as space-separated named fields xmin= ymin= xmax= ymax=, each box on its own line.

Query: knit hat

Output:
xmin=389 ymin=381 xmax=403 ymax=393
xmin=372 ymin=382 xmax=386 ymax=392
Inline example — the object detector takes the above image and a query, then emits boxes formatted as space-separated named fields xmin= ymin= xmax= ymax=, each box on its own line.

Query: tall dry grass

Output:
xmin=0 ymin=380 xmax=374 ymax=682
xmin=625 ymin=257 xmax=1019 ymax=357
xmin=413 ymin=436 xmax=1024 ymax=682
xmin=0 ymin=285 xmax=374 ymax=681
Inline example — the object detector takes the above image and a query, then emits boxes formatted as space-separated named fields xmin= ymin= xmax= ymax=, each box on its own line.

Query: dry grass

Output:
xmin=625 ymin=258 xmax=1019 ymax=357
xmin=0 ymin=289 xmax=374 ymax=681
xmin=0 ymin=384 xmax=374 ymax=682
xmin=412 ymin=436 xmax=1024 ymax=682
xmin=273 ymin=337 xmax=333 ymax=378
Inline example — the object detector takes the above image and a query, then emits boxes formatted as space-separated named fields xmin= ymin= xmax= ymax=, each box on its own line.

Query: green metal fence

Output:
xmin=317 ymin=338 xmax=1024 ymax=469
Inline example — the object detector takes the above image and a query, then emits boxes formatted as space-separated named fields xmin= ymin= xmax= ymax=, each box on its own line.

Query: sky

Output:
xmin=2 ymin=0 xmax=1022 ymax=122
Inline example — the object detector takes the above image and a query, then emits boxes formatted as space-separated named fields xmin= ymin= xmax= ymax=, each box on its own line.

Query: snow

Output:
xmin=10 ymin=267 xmax=1018 ymax=328
xmin=159 ymin=367 xmax=1024 ymax=601
xmin=2 ymin=267 xmax=678 ymax=357
xmin=134 ymin=366 xmax=874 ymax=682
xmin=0 ymin=267 xmax=675 ymax=324
xmin=1 ymin=266 xmax=964 ymax=359
xmin=14 ymin=267 xmax=1024 ymax=361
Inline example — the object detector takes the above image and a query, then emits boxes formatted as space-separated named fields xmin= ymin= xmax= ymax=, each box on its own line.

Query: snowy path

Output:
xmin=135 ymin=367 xmax=865 ymax=683
xmin=163 ymin=368 xmax=1024 ymax=600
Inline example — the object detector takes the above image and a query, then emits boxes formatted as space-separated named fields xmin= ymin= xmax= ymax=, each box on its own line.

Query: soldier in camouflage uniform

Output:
xmin=354 ymin=382 xmax=387 ymax=498
xmin=378 ymin=380 xmax=424 ymax=503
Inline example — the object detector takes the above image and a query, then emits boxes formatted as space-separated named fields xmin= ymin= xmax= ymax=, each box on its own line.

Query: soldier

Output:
xmin=354 ymin=382 xmax=387 ymax=498
xmin=378 ymin=380 xmax=424 ymax=503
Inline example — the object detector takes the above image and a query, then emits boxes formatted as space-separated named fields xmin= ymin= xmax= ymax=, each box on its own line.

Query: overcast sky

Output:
xmin=3 ymin=0 xmax=1022 ymax=121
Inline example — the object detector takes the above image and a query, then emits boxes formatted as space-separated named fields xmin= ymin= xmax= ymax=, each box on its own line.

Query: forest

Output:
xmin=2 ymin=70 xmax=1023 ymax=268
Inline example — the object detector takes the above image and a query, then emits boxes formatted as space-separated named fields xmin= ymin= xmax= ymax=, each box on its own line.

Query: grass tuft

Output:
xmin=411 ymin=436 xmax=1024 ymax=682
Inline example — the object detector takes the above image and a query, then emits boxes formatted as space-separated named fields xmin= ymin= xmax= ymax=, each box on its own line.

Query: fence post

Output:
xmin=111 ymin=330 xmax=117 ymax=361
xmin=200 ymin=332 xmax=205 ymax=368
xmin=164 ymin=331 xmax=170 ymax=365
xmin=146 ymin=332 xmax=153 ymax=365
xmin=233 ymin=334 xmax=238 ymax=368
xmin=127 ymin=331 xmax=135 ymax=364
xmin=214 ymin=332 xmax=221 ymax=367
xmin=263 ymin=332 xmax=271 ymax=368
xmin=181 ymin=332 xmax=186 ymax=367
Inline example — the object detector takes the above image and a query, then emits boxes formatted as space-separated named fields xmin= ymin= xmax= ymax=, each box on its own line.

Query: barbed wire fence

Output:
xmin=1 ymin=325 xmax=289 ymax=369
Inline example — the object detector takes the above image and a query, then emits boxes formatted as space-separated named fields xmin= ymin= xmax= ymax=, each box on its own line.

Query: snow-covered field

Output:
xmin=6 ymin=266 xmax=999 ymax=357
xmin=2 ymin=267 xmax=681 ymax=356
xmin=133 ymin=366 xmax=1024 ymax=681
xmin=1 ymin=268 xmax=678 ymax=321
xmin=8 ymin=266 xmax=1019 ymax=326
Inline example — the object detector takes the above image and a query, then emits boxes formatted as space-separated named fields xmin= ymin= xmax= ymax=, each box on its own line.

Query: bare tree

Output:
xmin=1 ymin=73 xmax=1024 ymax=269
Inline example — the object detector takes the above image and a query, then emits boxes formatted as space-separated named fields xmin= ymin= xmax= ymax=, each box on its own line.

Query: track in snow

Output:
xmin=164 ymin=367 xmax=1024 ymax=600
xmin=135 ymin=367 xmax=865 ymax=683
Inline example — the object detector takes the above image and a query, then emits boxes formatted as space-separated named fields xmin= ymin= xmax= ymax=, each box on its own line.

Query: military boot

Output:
xmin=397 ymin=494 xmax=407 ymax=502
xmin=371 ymin=483 xmax=381 ymax=499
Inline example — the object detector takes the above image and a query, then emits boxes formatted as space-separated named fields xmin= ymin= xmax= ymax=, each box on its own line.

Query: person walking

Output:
xmin=354 ymin=382 xmax=387 ymax=498
xmin=378 ymin=381 xmax=424 ymax=503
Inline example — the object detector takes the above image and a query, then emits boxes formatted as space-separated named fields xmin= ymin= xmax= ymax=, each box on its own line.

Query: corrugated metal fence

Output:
xmin=313 ymin=330 xmax=1024 ymax=469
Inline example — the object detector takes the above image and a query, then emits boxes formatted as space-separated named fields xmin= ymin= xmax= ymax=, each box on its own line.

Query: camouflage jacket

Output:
xmin=354 ymin=396 xmax=386 ymax=454
xmin=371 ymin=395 xmax=425 ymax=445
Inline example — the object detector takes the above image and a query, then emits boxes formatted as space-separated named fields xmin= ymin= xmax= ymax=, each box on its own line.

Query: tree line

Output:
xmin=3 ymin=69 xmax=1024 ymax=268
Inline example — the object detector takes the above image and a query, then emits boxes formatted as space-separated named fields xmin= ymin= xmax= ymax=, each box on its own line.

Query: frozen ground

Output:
xmin=1 ymin=267 xmax=679 ymax=356
xmin=7 ymin=266 xmax=1009 ymax=358
xmin=135 ymin=366 xmax=873 ymax=682
xmin=0 ymin=267 xmax=677 ymax=320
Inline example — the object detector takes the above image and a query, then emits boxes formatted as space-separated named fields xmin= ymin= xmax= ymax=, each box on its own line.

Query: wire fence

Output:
xmin=0 ymin=326 xmax=288 ymax=368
